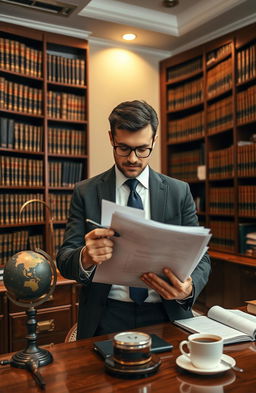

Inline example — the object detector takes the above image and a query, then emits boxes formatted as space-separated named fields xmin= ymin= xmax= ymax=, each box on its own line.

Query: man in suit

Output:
xmin=57 ymin=100 xmax=211 ymax=339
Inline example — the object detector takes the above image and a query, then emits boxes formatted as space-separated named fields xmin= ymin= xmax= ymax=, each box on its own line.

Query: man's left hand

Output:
xmin=141 ymin=268 xmax=193 ymax=300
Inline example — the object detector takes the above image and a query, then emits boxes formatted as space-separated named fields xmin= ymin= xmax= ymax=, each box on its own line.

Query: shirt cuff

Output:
xmin=79 ymin=246 xmax=96 ymax=280
xmin=176 ymin=285 xmax=194 ymax=305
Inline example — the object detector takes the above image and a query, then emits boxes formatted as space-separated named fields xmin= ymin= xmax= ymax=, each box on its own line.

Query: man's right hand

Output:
xmin=81 ymin=228 xmax=115 ymax=270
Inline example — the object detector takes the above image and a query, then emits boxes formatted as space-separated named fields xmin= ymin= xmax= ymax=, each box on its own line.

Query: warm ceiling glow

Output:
xmin=122 ymin=33 xmax=137 ymax=41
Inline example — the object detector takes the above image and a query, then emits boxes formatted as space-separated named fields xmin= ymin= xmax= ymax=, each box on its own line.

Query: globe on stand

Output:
xmin=3 ymin=249 xmax=57 ymax=369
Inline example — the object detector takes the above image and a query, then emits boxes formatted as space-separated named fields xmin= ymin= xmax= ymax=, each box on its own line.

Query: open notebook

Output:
xmin=174 ymin=305 xmax=256 ymax=344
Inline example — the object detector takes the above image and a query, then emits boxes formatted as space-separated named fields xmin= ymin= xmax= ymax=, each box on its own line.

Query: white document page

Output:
xmin=101 ymin=199 xmax=145 ymax=226
xmin=93 ymin=208 xmax=211 ymax=287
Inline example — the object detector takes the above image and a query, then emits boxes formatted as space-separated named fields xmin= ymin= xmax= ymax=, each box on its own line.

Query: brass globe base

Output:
xmin=10 ymin=348 xmax=53 ymax=369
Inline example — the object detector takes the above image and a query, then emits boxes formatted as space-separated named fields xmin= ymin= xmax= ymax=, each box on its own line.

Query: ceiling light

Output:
xmin=162 ymin=0 xmax=179 ymax=7
xmin=122 ymin=33 xmax=137 ymax=41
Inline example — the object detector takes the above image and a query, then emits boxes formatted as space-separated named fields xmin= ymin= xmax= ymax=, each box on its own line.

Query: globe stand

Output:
xmin=10 ymin=307 xmax=53 ymax=369
xmin=3 ymin=249 xmax=57 ymax=371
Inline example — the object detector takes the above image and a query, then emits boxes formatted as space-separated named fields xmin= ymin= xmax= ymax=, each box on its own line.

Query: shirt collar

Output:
xmin=115 ymin=165 xmax=149 ymax=189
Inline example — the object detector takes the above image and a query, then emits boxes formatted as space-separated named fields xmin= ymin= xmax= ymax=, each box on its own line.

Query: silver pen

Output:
xmin=86 ymin=218 xmax=120 ymax=237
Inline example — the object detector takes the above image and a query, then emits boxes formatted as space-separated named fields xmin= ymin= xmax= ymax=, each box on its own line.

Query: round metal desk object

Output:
xmin=113 ymin=331 xmax=152 ymax=365
xmin=105 ymin=331 xmax=161 ymax=379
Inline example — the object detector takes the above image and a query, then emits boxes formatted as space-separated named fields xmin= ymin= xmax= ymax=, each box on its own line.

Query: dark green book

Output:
xmin=0 ymin=117 xmax=8 ymax=147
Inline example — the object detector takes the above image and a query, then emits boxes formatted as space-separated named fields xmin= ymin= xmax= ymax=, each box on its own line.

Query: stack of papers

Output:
xmin=93 ymin=200 xmax=211 ymax=287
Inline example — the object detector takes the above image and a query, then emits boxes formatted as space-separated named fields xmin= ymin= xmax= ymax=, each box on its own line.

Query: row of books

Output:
xmin=237 ymin=84 xmax=256 ymax=125
xmin=209 ymin=187 xmax=234 ymax=214
xmin=239 ymin=223 xmax=256 ymax=256
xmin=238 ymin=185 xmax=256 ymax=217
xmin=208 ymin=146 xmax=234 ymax=179
xmin=48 ymin=127 xmax=86 ymax=155
xmin=207 ymin=96 xmax=233 ymax=134
xmin=53 ymin=227 xmax=65 ymax=258
xmin=0 ymin=230 xmax=29 ymax=265
xmin=0 ymin=117 xmax=43 ymax=151
xmin=210 ymin=220 xmax=236 ymax=252
xmin=169 ymin=147 xmax=205 ymax=181
xmin=167 ymin=57 xmax=202 ymax=82
xmin=207 ymin=58 xmax=232 ymax=98
xmin=49 ymin=193 xmax=72 ymax=221
xmin=167 ymin=111 xmax=204 ymax=143
xmin=0 ymin=193 xmax=44 ymax=225
xmin=49 ymin=161 xmax=83 ymax=187
xmin=237 ymin=42 xmax=256 ymax=83
xmin=237 ymin=143 xmax=256 ymax=176
xmin=0 ymin=231 xmax=44 ymax=265
xmin=0 ymin=77 xmax=42 ymax=115
xmin=47 ymin=54 xmax=86 ymax=85
xmin=167 ymin=78 xmax=204 ymax=111
xmin=206 ymin=43 xmax=232 ymax=66
xmin=0 ymin=156 xmax=43 ymax=186
xmin=47 ymin=91 xmax=86 ymax=121
xmin=0 ymin=37 xmax=42 ymax=77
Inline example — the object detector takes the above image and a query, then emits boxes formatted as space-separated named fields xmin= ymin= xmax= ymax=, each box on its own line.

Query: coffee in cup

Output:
xmin=179 ymin=333 xmax=223 ymax=369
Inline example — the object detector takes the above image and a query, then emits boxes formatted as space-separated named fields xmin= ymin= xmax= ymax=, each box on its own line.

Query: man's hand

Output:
xmin=81 ymin=228 xmax=115 ymax=270
xmin=141 ymin=268 xmax=193 ymax=300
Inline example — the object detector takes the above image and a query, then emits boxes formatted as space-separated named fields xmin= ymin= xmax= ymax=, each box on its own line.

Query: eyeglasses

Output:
xmin=113 ymin=139 xmax=154 ymax=158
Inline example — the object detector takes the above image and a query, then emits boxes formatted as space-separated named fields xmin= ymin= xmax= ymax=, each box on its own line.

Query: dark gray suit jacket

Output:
xmin=57 ymin=166 xmax=211 ymax=339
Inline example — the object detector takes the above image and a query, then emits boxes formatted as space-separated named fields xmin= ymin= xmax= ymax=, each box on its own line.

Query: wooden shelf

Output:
xmin=0 ymin=67 xmax=44 ymax=81
xmin=206 ymin=52 xmax=232 ymax=69
xmin=47 ymin=117 xmax=87 ymax=124
xmin=209 ymin=250 xmax=256 ymax=267
xmin=47 ymin=80 xmax=87 ymax=89
xmin=166 ymin=69 xmax=203 ymax=85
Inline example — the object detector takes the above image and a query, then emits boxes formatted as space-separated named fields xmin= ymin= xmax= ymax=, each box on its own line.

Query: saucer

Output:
xmin=176 ymin=354 xmax=236 ymax=375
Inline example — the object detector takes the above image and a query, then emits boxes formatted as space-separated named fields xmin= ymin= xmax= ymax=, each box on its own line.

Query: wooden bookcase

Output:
xmin=160 ymin=23 xmax=256 ymax=308
xmin=0 ymin=22 xmax=88 ymax=266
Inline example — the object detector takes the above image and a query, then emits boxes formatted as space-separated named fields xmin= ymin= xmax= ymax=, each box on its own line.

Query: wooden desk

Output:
xmin=0 ymin=322 xmax=255 ymax=393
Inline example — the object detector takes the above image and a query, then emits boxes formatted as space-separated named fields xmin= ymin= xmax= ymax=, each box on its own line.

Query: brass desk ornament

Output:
xmin=105 ymin=331 xmax=161 ymax=379
xmin=19 ymin=199 xmax=55 ymax=260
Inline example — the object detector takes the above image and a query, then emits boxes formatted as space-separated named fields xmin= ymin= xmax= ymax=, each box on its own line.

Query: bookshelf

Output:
xmin=0 ymin=22 xmax=88 ymax=266
xmin=160 ymin=22 xmax=256 ymax=307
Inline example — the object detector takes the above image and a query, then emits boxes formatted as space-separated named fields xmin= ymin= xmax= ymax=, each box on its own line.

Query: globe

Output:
xmin=3 ymin=249 xmax=57 ymax=369
xmin=3 ymin=250 xmax=53 ymax=305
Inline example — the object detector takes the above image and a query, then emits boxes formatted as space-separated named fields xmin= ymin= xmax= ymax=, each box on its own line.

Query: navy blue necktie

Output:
xmin=125 ymin=178 xmax=148 ymax=305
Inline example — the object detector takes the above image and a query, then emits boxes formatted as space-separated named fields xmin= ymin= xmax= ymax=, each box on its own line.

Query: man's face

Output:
xmin=109 ymin=125 xmax=157 ymax=178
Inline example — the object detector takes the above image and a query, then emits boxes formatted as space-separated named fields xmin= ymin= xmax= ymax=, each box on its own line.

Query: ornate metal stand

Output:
xmin=10 ymin=307 xmax=53 ymax=369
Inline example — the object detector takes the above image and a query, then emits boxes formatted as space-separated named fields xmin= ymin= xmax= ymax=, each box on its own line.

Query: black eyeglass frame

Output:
xmin=112 ymin=138 xmax=155 ymax=158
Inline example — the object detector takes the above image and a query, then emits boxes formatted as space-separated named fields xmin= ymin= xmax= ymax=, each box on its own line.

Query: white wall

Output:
xmin=88 ymin=42 xmax=165 ymax=177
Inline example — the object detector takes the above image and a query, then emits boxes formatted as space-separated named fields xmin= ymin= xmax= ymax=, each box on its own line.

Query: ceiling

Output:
xmin=0 ymin=0 xmax=256 ymax=54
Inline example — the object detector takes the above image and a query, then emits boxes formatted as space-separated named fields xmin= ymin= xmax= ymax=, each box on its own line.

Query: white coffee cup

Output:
xmin=179 ymin=333 xmax=223 ymax=369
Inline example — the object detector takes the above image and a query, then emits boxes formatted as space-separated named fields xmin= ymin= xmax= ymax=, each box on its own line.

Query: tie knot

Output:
xmin=125 ymin=178 xmax=139 ymax=191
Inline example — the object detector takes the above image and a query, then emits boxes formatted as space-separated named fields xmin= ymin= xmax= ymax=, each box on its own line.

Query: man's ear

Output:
xmin=153 ymin=134 xmax=158 ymax=147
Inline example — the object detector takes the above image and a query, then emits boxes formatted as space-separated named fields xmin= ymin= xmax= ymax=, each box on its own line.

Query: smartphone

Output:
xmin=93 ymin=333 xmax=173 ymax=359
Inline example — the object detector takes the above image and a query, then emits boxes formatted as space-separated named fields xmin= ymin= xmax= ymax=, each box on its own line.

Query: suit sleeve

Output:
xmin=56 ymin=184 xmax=90 ymax=283
xmin=181 ymin=182 xmax=211 ymax=307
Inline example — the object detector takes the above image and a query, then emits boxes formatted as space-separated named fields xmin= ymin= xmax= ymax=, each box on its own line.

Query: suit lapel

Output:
xmin=149 ymin=168 xmax=167 ymax=223
xmin=95 ymin=166 xmax=167 ymax=223
xmin=96 ymin=167 xmax=116 ymax=220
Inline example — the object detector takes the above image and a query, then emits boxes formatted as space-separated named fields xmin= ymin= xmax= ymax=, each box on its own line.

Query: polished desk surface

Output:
xmin=0 ymin=322 xmax=255 ymax=393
